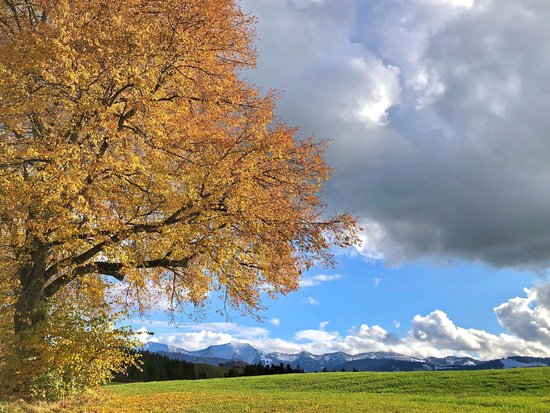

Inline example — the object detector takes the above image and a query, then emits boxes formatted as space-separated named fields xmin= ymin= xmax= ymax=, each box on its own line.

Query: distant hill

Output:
xmin=143 ymin=342 xmax=264 ymax=366
xmin=142 ymin=342 xmax=550 ymax=373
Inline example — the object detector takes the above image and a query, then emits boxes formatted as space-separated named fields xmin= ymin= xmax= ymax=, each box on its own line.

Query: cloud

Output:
xmin=411 ymin=310 xmax=496 ymax=353
xmin=134 ymin=326 xmax=152 ymax=344
xmin=494 ymin=284 xmax=550 ymax=345
xmin=394 ymin=320 xmax=401 ymax=328
xmin=346 ymin=57 xmax=401 ymax=125
xmin=373 ymin=277 xmax=382 ymax=287
xmin=240 ymin=0 xmax=550 ymax=271
xmin=270 ymin=317 xmax=281 ymax=327
xmin=295 ymin=329 xmax=340 ymax=343
xmin=421 ymin=0 xmax=474 ymax=9
xmin=300 ymin=274 xmax=343 ymax=287
xmin=534 ymin=283 xmax=550 ymax=308
xmin=341 ymin=324 xmax=401 ymax=353
xmin=136 ymin=282 xmax=550 ymax=359
xmin=303 ymin=296 xmax=320 ymax=305
xmin=138 ymin=320 xmax=269 ymax=338
xmin=133 ymin=321 xmax=272 ymax=351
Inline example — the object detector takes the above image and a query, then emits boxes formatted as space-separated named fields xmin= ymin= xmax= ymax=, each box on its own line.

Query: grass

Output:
xmin=193 ymin=363 xmax=243 ymax=379
xmin=2 ymin=367 xmax=550 ymax=412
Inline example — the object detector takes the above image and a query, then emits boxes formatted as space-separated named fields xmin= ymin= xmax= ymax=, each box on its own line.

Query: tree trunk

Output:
xmin=13 ymin=243 xmax=49 ymax=335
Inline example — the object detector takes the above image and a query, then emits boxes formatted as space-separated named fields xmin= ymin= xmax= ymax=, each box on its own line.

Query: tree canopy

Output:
xmin=0 ymin=0 xmax=357 ymax=399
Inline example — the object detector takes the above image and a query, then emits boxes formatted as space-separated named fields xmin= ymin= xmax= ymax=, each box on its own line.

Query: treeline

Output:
xmin=114 ymin=353 xmax=306 ymax=383
xmin=114 ymin=351 xmax=196 ymax=382
xmin=225 ymin=362 xmax=304 ymax=378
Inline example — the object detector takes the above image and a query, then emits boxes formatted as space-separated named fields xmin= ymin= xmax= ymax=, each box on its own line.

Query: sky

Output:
xmin=133 ymin=0 xmax=550 ymax=360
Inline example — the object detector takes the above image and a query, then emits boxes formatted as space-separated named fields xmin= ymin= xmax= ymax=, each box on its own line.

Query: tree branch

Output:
xmin=43 ymin=256 xmax=195 ymax=298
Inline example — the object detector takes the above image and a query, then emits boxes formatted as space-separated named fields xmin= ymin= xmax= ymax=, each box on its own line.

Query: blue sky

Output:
xmin=133 ymin=0 xmax=550 ymax=359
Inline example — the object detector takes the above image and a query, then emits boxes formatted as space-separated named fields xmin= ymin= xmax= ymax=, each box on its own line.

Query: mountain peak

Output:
xmin=142 ymin=342 xmax=190 ymax=354
xmin=217 ymin=342 xmax=256 ymax=350
xmin=190 ymin=342 xmax=262 ymax=364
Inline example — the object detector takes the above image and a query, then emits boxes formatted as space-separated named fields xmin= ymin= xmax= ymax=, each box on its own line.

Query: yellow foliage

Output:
xmin=1 ymin=299 xmax=139 ymax=401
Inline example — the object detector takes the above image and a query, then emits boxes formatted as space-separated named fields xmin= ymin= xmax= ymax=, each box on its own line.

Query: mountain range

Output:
xmin=142 ymin=342 xmax=550 ymax=372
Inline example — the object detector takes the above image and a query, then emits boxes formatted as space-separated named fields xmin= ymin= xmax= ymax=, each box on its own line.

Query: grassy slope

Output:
xmin=193 ymin=363 xmax=243 ymax=379
xmin=3 ymin=367 xmax=550 ymax=412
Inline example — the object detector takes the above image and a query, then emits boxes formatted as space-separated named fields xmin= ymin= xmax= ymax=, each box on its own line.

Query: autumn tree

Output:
xmin=0 ymin=0 xmax=357 ymax=398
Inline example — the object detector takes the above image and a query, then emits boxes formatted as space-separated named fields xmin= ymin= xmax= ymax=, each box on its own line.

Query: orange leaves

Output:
xmin=0 ymin=0 xmax=358 ymax=329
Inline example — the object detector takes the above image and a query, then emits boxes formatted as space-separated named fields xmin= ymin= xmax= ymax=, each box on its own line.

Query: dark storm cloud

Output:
xmin=241 ymin=0 xmax=550 ymax=271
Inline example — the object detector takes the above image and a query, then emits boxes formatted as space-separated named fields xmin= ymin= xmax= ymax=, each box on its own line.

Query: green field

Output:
xmin=3 ymin=367 xmax=550 ymax=412
xmin=193 ymin=363 xmax=243 ymax=379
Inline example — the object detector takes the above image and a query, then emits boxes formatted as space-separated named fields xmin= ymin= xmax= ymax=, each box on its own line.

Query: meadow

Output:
xmin=3 ymin=367 xmax=550 ymax=412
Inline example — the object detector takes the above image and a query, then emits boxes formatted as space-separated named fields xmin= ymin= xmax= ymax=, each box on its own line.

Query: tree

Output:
xmin=0 ymin=0 xmax=357 ymax=399
xmin=0 ymin=297 xmax=139 ymax=399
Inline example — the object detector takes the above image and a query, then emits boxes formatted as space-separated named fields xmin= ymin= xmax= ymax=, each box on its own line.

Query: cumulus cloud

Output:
xmin=494 ymin=285 xmax=550 ymax=345
xmin=411 ymin=310 xmax=497 ymax=353
xmin=134 ymin=321 xmax=273 ymax=351
xmin=300 ymin=274 xmax=343 ymax=287
xmin=239 ymin=0 xmax=550 ymax=271
xmin=270 ymin=317 xmax=281 ymax=327
xmin=344 ymin=284 xmax=550 ymax=358
xmin=303 ymin=296 xmax=320 ymax=305
xmin=295 ymin=329 xmax=340 ymax=343
xmin=534 ymin=283 xmax=550 ymax=308
xmin=136 ymin=283 xmax=550 ymax=359
xmin=345 ymin=57 xmax=401 ymax=125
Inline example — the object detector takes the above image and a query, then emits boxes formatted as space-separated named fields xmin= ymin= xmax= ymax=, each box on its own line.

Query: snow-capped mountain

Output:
xmin=142 ymin=342 xmax=192 ymax=355
xmin=358 ymin=352 xmax=424 ymax=363
xmin=142 ymin=342 xmax=550 ymax=373
xmin=500 ymin=356 xmax=549 ymax=369
xmin=474 ymin=356 xmax=550 ymax=370
xmin=190 ymin=343 xmax=263 ymax=365
xmin=426 ymin=356 xmax=481 ymax=369
xmin=143 ymin=342 xmax=264 ymax=366
xmin=262 ymin=351 xmax=350 ymax=372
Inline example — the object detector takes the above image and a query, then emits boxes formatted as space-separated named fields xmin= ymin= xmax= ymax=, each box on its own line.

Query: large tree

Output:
xmin=0 ymin=0 xmax=357 ymax=396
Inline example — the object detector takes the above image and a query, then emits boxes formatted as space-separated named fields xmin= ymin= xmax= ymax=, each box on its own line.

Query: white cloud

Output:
xmin=300 ymin=274 xmax=343 ymax=287
xmin=295 ymin=329 xmax=340 ymax=343
xmin=373 ymin=277 xmax=382 ymax=287
xmin=137 ymin=320 xmax=269 ymax=339
xmin=394 ymin=320 xmax=401 ymax=328
xmin=347 ymin=57 xmax=401 ymax=125
xmin=494 ymin=285 xmax=550 ymax=345
xmin=411 ymin=310 xmax=492 ymax=352
xmin=421 ymin=0 xmax=475 ymax=9
xmin=349 ymin=221 xmax=385 ymax=262
xmin=270 ymin=317 xmax=281 ymax=327
xmin=319 ymin=321 xmax=330 ymax=330
xmin=303 ymin=296 xmax=320 ymax=305
xmin=134 ymin=321 xmax=270 ymax=352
